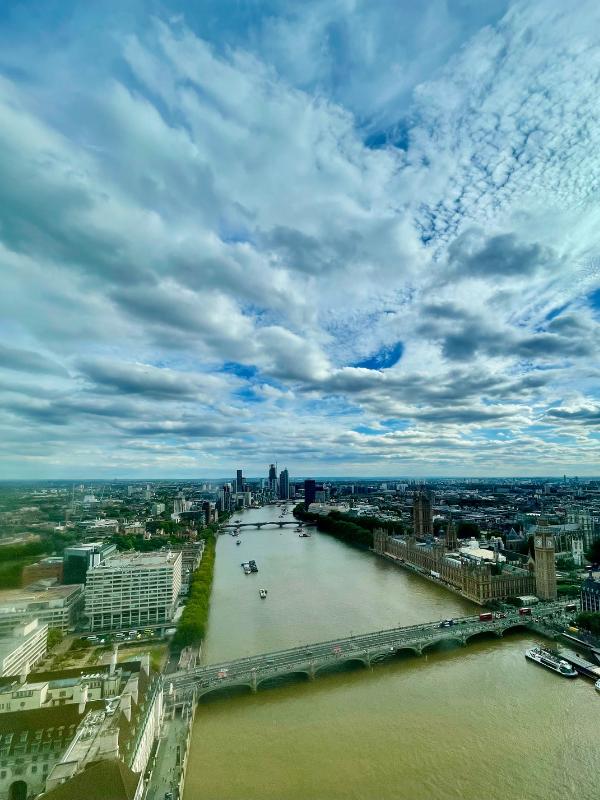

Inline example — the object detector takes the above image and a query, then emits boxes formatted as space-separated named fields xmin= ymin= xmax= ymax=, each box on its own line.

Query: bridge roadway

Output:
xmin=168 ymin=602 xmax=569 ymax=702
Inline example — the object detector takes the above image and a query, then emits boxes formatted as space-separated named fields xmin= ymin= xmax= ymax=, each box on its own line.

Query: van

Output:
xmin=518 ymin=607 xmax=532 ymax=616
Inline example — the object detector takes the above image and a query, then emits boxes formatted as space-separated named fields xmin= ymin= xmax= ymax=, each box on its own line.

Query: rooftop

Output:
xmin=39 ymin=759 xmax=141 ymax=800
xmin=0 ymin=585 xmax=83 ymax=607
xmin=99 ymin=550 xmax=182 ymax=568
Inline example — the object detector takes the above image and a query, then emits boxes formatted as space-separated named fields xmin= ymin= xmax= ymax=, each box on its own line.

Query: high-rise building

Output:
xmin=219 ymin=484 xmax=232 ymax=512
xmin=534 ymin=530 xmax=557 ymax=601
xmin=236 ymin=469 xmax=244 ymax=493
xmin=279 ymin=469 xmax=289 ymax=500
xmin=85 ymin=551 xmax=182 ymax=632
xmin=268 ymin=464 xmax=278 ymax=495
xmin=304 ymin=479 xmax=316 ymax=509
xmin=412 ymin=490 xmax=433 ymax=537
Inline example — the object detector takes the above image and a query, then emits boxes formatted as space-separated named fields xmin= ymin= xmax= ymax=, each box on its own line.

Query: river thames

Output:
xmin=183 ymin=504 xmax=599 ymax=800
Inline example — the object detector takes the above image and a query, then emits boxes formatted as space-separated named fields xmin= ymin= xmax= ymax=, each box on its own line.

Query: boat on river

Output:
xmin=299 ymin=532 xmax=311 ymax=538
xmin=595 ymin=679 xmax=600 ymax=694
xmin=259 ymin=588 xmax=268 ymax=599
xmin=236 ymin=540 xmax=241 ymax=545
xmin=525 ymin=647 xmax=578 ymax=677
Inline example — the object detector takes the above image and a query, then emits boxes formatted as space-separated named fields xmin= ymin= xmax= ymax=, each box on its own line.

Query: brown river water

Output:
xmin=183 ymin=504 xmax=599 ymax=800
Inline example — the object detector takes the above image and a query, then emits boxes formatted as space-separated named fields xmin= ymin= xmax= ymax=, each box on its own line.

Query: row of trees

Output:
xmin=171 ymin=527 xmax=219 ymax=652
xmin=293 ymin=505 xmax=403 ymax=548
xmin=575 ymin=612 xmax=600 ymax=636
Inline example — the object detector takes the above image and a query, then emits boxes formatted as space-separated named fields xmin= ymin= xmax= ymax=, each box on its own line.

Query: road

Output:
xmin=146 ymin=707 xmax=192 ymax=800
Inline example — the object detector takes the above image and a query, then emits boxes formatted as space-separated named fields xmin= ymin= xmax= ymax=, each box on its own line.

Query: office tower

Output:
xmin=236 ymin=469 xmax=243 ymax=493
xmin=304 ymin=479 xmax=316 ymax=509
xmin=85 ymin=551 xmax=182 ymax=632
xmin=279 ymin=469 xmax=289 ymax=500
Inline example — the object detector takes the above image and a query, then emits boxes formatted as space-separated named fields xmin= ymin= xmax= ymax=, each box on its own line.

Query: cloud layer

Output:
xmin=0 ymin=0 xmax=599 ymax=477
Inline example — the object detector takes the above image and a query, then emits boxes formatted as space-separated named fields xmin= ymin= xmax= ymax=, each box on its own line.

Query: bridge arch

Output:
xmin=421 ymin=635 xmax=465 ymax=653
xmin=385 ymin=645 xmax=422 ymax=659
xmin=257 ymin=671 xmax=311 ymax=690
xmin=199 ymin=683 xmax=254 ymax=702
xmin=463 ymin=629 xmax=503 ymax=644
xmin=498 ymin=622 xmax=531 ymax=636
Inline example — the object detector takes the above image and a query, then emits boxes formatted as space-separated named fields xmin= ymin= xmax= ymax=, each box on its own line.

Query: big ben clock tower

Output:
xmin=534 ymin=530 xmax=557 ymax=601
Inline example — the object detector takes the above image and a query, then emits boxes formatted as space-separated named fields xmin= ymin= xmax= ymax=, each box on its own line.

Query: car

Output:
xmin=217 ymin=669 xmax=229 ymax=679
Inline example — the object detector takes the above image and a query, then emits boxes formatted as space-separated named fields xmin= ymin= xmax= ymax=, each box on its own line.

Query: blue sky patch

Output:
xmin=353 ymin=341 xmax=404 ymax=370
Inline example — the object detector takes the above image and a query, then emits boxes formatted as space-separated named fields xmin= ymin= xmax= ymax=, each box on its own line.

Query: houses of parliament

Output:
xmin=373 ymin=490 xmax=557 ymax=605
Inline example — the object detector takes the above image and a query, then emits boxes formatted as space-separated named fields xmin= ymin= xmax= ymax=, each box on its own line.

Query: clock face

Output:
xmin=535 ymin=536 xmax=542 ymax=547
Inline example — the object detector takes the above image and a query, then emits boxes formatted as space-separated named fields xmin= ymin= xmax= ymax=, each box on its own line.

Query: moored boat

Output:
xmin=595 ymin=679 xmax=600 ymax=694
xmin=525 ymin=647 xmax=578 ymax=677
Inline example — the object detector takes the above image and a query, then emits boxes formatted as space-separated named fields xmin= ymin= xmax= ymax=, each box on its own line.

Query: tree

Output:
xmin=47 ymin=628 xmax=63 ymax=650
xmin=575 ymin=612 xmax=600 ymax=636
xmin=456 ymin=521 xmax=479 ymax=539
xmin=586 ymin=539 xmax=600 ymax=565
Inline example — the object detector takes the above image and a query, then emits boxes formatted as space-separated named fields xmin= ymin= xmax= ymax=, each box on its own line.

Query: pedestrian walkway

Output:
xmin=146 ymin=708 xmax=192 ymax=800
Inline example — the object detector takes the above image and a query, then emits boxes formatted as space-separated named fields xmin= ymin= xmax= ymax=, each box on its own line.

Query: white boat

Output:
xmin=525 ymin=647 xmax=578 ymax=677
xmin=595 ymin=679 xmax=600 ymax=694
xmin=259 ymin=588 xmax=268 ymax=599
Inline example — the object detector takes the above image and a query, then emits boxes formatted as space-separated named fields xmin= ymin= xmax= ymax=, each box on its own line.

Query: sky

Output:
xmin=0 ymin=0 xmax=599 ymax=479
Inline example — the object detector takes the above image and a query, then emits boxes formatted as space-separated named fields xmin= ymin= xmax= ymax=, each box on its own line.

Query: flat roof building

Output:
xmin=85 ymin=551 xmax=182 ymax=633
xmin=0 ymin=618 xmax=48 ymax=677
xmin=0 ymin=585 xmax=84 ymax=633
xmin=22 ymin=557 xmax=64 ymax=588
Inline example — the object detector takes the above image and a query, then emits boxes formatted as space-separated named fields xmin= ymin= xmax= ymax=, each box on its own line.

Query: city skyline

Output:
xmin=1 ymin=0 xmax=600 ymax=479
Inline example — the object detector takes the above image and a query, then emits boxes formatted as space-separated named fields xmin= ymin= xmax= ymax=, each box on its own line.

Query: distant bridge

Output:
xmin=220 ymin=520 xmax=309 ymax=530
xmin=167 ymin=603 xmax=568 ymax=703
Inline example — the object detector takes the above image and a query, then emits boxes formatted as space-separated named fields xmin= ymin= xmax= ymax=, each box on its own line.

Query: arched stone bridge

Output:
xmin=221 ymin=520 xmax=309 ymax=530
xmin=168 ymin=603 xmax=567 ymax=703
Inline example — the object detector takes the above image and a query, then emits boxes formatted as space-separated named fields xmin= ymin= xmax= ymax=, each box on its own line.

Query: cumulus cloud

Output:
xmin=0 ymin=0 xmax=599 ymax=476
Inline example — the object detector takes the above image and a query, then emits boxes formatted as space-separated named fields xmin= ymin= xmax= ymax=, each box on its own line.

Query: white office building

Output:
xmin=85 ymin=551 xmax=182 ymax=632
xmin=0 ymin=618 xmax=48 ymax=677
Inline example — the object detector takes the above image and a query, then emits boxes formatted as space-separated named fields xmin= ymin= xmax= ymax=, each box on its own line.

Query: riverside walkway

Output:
xmin=167 ymin=602 xmax=569 ymax=703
